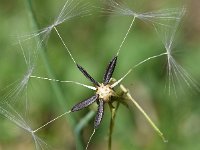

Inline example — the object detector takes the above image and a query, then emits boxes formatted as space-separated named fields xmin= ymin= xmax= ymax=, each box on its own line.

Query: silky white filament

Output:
xmin=30 ymin=75 xmax=96 ymax=90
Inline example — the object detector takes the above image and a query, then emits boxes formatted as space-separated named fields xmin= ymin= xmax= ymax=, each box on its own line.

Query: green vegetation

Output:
xmin=0 ymin=0 xmax=200 ymax=150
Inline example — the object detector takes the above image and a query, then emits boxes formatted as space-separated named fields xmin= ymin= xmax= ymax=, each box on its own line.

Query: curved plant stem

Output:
xmin=26 ymin=0 xmax=84 ymax=146
xmin=120 ymin=85 xmax=167 ymax=143
xmin=108 ymin=101 xmax=120 ymax=150
xmin=75 ymin=110 xmax=96 ymax=150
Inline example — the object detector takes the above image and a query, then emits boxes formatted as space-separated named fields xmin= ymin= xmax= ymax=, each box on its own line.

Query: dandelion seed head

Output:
xmin=1 ymin=0 xmax=199 ymax=149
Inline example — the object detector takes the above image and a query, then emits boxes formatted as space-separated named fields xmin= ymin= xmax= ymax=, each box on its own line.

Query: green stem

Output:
xmin=108 ymin=102 xmax=120 ymax=150
xmin=26 ymin=0 xmax=78 ymax=143
xmin=75 ymin=110 xmax=96 ymax=150
xmin=120 ymin=85 xmax=167 ymax=143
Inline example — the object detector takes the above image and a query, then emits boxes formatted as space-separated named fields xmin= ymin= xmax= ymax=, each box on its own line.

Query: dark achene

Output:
xmin=71 ymin=56 xmax=118 ymax=129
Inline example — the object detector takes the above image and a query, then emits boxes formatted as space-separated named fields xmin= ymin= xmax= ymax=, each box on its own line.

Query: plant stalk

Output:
xmin=108 ymin=101 xmax=120 ymax=150
xmin=25 ymin=0 xmax=86 ymax=147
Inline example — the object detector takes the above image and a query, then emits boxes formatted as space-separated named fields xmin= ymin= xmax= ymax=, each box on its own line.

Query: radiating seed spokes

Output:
xmin=2 ymin=0 xmax=199 ymax=150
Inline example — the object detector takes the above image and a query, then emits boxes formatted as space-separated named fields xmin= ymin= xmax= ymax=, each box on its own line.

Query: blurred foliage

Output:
xmin=0 ymin=0 xmax=200 ymax=150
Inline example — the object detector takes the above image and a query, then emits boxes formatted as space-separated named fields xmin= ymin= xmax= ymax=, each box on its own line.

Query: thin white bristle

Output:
xmin=30 ymin=75 xmax=96 ymax=90
xmin=56 ymin=0 xmax=71 ymax=24
xmin=86 ymin=128 xmax=96 ymax=150
xmin=124 ymin=91 xmax=167 ymax=143
xmin=33 ymin=110 xmax=71 ymax=133
xmin=54 ymin=27 xmax=77 ymax=65
xmin=0 ymin=104 xmax=48 ymax=149
xmin=117 ymin=16 xmax=136 ymax=56
xmin=18 ymin=38 xmax=28 ymax=65
xmin=111 ymin=69 xmax=132 ymax=88
xmin=133 ymin=52 xmax=167 ymax=69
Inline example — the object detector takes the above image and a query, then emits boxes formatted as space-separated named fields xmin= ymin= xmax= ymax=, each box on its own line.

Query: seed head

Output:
xmin=96 ymin=83 xmax=114 ymax=102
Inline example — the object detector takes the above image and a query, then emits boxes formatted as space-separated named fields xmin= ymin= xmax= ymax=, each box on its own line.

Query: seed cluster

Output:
xmin=71 ymin=56 xmax=117 ymax=129
xmin=96 ymin=83 xmax=114 ymax=102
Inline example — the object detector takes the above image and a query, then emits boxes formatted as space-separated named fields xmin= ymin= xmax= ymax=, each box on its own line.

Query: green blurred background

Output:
xmin=0 ymin=0 xmax=200 ymax=150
